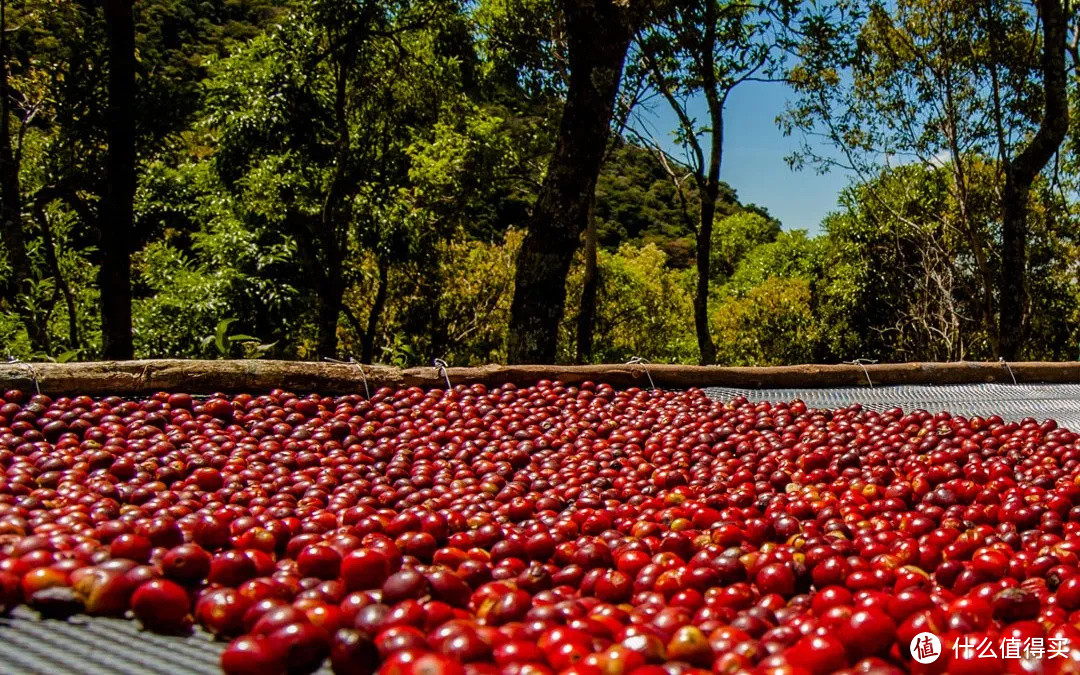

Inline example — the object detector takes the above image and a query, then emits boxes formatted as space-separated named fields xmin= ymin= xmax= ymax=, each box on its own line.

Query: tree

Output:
xmin=632 ymin=0 xmax=791 ymax=364
xmin=783 ymin=0 xmax=1071 ymax=359
xmin=817 ymin=160 xmax=1078 ymax=362
xmin=999 ymin=0 xmax=1068 ymax=358
xmin=208 ymin=0 xmax=463 ymax=359
xmin=710 ymin=209 xmax=781 ymax=283
xmin=506 ymin=0 xmax=646 ymax=364
xmin=0 ymin=0 xmax=34 ymax=348
xmin=99 ymin=0 xmax=136 ymax=359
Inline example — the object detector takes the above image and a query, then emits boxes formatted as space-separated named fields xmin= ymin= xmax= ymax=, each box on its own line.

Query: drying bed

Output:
xmin=2 ymin=380 xmax=1080 ymax=674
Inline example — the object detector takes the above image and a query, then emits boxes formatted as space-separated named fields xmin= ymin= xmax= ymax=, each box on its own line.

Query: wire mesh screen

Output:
xmin=703 ymin=383 xmax=1080 ymax=430
xmin=5 ymin=382 xmax=1080 ymax=673
xmin=0 ymin=607 xmax=229 ymax=674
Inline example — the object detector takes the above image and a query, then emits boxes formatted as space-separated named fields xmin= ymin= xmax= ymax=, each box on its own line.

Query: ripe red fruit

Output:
xmin=265 ymin=622 xmax=331 ymax=675
xmin=1055 ymin=576 xmax=1080 ymax=610
xmin=330 ymin=628 xmax=378 ymax=675
xmin=836 ymin=608 xmax=896 ymax=660
xmin=108 ymin=534 xmax=153 ymax=563
xmin=130 ymin=579 xmax=191 ymax=633
xmin=426 ymin=568 xmax=471 ymax=608
xmin=4 ymin=383 xmax=1080 ymax=674
xmin=161 ymin=544 xmax=212 ymax=585
xmin=381 ymin=569 xmax=430 ymax=605
xmin=296 ymin=545 xmax=342 ymax=580
xmin=252 ymin=606 xmax=309 ymax=636
xmin=221 ymin=635 xmax=285 ymax=675
xmin=594 ymin=570 xmax=632 ymax=603
xmin=992 ymin=586 xmax=1039 ymax=622
xmin=0 ymin=571 xmax=20 ymax=614
xmin=341 ymin=549 xmax=391 ymax=592
xmin=192 ymin=467 xmax=224 ymax=491
xmin=755 ymin=562 xmax=797 ymax=596
xmin=787 ymin=634 xmax=848 ymax=675
xmin=665 ymin=625 xmax=711 ymax=667
xmin=401 ymin=652 xmax=467 ymax=675
xmin=208 ymin=550 xmax=257 ymax=587
xmin=196 ymin=587 xmax=252 ymax=637
xmin=21 ymin=567 xmax=67 ymax=598
xmin=193 ymin=516 xmax=231 ymax=551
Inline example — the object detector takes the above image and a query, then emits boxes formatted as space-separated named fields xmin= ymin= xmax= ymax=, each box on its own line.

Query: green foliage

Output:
xmin=472 ymin=0 xmax=564 ymax=103
xmin=6 ymin=0 xmax=1080 ymax=369
xmin=710 ymin=211 xmax=782 ymax=282
xmin=407 ymin=102 xmax=549 ymax=242
xmin=131 ymin=161 xmax=302 ymax=358
xmin=713 ymin=277 xmax=819 ymax=366
xmin=721 ymin=230 xmax=823 ymax=295
xmin=562 ymin=244 xmax=698 ymax=364
xmin=594 ymin=141 xmax=739 ymax=268
xmin=200 ymin=318 xmax=277 ymax=359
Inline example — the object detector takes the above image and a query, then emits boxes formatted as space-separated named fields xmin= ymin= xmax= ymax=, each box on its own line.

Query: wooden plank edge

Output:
xmin=1 ymin=360 xmax=1079 ymax=396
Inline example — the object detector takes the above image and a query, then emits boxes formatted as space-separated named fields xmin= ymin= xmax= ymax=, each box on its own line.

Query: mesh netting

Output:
xmin=5 ymin=382 xmax=1080 ymax=673
xmin=0 ymin=606 xmax=229 ymax=674
xmin=703 ymin=383 xmax=1080 ymax=430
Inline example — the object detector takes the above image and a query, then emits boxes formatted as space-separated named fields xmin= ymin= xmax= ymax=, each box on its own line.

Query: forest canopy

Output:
xmin=2 ymin=0 xmax=1079 ymax=366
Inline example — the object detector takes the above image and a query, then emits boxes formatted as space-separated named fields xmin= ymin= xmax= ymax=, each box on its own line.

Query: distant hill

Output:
xmin=594 ymin=139 xmax=743 ymax=268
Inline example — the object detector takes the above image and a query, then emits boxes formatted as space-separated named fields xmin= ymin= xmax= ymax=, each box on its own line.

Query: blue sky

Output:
xmin=642 ymin=80 xmax=854 ymax=235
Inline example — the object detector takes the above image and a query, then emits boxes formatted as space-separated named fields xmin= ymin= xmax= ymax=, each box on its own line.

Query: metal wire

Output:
xmin=625 ymin=356 xmax=656 ymax=390
xmin=842 ymin=358 xmax=877 ymax=389
xmin=433 ymin=359 xmax=452 ymax=389
xmin=999 ymin=358 xmax=1018 ymax=385
xmin=323 ymin=357 xmax=371 ymax=399
xmin=7 ymin=357 xmax=40 ymax=395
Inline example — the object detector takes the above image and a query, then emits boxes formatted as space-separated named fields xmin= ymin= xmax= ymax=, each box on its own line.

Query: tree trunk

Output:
xmin=506 ymin=0 xmax=635 ymax=364
xmin=33 ymin=193 xmax=79 ymax=350
xmin=694 ymin=1 xmax=724 ymax=366
xmin=694 ymin=184 xmax=718 ymax=365
xmin=361 ymin=258 xmax=389 ymax=364
xmin=314 ymin=53 xmax=353 ymax=360
xmin=99 ymin=0 xmax=136 ymax=360
xmin=999 ymin=0 xmax=1068 ymax=359
xmin=315 ymin=265 xmax=344 ymax=360
xmin=575 ymin=196 xmax=599 ymax=363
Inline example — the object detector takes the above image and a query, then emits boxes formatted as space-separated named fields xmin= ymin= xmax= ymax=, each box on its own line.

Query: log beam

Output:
xmin=0 ymin=360 xmax=1077 ymax=396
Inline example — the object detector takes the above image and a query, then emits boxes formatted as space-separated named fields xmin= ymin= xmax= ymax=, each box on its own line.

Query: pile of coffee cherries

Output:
xmin=2 ymin=381 xmax=1080 ymax=675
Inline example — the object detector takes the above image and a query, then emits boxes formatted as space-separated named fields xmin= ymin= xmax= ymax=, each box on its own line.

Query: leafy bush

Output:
xmin=713 ymin=277 xmax=819 ymax=366
xmin=562 ymin=243 xmax=697 ymax=364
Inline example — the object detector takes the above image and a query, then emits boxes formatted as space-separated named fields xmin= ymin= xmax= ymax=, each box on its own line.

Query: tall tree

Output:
xmin=208 ymin=0 xmax=462 ymax=360
xmin=0 ymin=0 xmax=55 ymax=352
xmin=634 ymin=0 xmax=789 ymax=364
xmin=999 ymin=0 xmax=1068 ymax=358
xmin=99 ymin=0 xmax=136 ymax=359
xmin=506 ymin=0 xmax=645 ymax=364
xmin=576 ymin=81 xmax=645 ymax=363
xmin=783 ymin=0 xmax=1072 ymax=359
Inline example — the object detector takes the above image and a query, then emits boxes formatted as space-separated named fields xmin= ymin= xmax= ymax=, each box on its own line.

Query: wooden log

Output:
xmin=0 ymin=360 xmax=401 ymax=396
xmin=0 ymin=360 xmax=1079 ymax=396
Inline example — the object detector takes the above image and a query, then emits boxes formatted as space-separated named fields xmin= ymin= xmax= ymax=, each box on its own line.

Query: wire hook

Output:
xmin=626 ymin=356 xmax=656 ymax=390
xmin=323 ymin=357 xmax=371 ymax=399
xmin=999 ymin=357 xmax=1017 ymax=385
xmin=843 ymin=358 xmax=878 ymax=389
xmin=7 ymin=357 xmax=40 ymax=396
xmin=433 ymin=359 xmax=452 ymax=390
